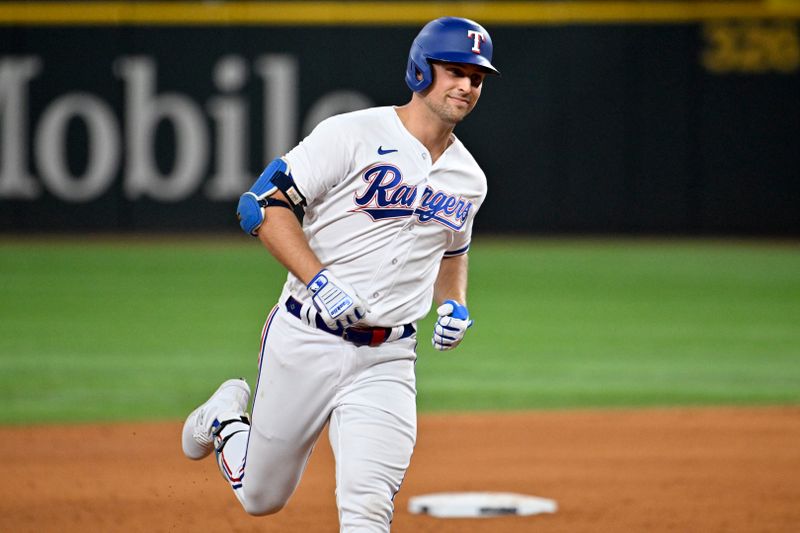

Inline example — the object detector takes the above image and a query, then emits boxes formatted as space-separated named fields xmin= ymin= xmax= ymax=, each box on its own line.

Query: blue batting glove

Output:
xmin=432 ymin=300 xmax=473 ymax=351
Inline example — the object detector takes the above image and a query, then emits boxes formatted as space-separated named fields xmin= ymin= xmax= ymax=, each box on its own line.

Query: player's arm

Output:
xmin=431 ymin=253 xmax=473 ymax=351
xmin=257 ymin=195 xmax=369 ymax=328
xmin=434 ymin=253 xmax=469 ymax=306
xmin=256 ymin=190 xmax=322 ymax=284
xmin=237 ymin=157 xmax=368 ymax=328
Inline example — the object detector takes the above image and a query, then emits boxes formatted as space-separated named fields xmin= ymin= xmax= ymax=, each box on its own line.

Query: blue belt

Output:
xmin=284 ymin=296 xmax=415 ymax=347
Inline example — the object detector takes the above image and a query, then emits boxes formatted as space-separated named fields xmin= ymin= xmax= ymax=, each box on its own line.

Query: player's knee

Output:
xmin=240 ymin=485 xmax=289 ymax=516
xmin=242 ymin=499 xmax=284 ymax=516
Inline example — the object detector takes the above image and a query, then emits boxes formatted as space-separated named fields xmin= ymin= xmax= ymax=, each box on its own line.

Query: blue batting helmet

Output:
xmin=405 ymin=16 xmax=500 ymax=92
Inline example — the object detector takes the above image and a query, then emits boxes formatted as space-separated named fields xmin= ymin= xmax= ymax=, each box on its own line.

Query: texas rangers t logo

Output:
xmin=467 ymin=30 xmax=486 ymax=54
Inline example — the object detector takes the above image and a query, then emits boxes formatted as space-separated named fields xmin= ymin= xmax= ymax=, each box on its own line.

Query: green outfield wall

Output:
xmin=1 ymin=2 xmax=799 ymax=235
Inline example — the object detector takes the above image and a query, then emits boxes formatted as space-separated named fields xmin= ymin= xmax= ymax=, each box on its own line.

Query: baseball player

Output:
xmin=182 ymin=16 xmax=499 ymax=531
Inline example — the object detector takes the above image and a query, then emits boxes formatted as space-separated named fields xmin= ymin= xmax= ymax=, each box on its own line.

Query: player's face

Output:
xmin=422 ymin=62 xmax=486 ymax=125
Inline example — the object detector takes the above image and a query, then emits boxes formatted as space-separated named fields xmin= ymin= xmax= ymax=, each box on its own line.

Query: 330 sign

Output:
xmin=701 ymin=20 xmax=800 ymax=74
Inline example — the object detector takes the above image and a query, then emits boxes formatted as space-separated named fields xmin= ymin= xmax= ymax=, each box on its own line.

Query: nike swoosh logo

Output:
xmin=377 ymin=146 xmax=399 ymax=155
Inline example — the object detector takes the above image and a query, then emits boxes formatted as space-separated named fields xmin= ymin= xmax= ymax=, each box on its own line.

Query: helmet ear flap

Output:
xmin=405 ymin=54 xmax=433 ymax=92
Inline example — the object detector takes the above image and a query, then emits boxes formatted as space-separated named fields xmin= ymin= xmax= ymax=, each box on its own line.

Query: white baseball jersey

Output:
xmin=282 ymin=106 xmax=487 ymax=327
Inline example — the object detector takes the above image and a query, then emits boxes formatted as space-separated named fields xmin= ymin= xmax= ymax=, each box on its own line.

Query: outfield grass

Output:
xmin=1 ymin=237 xmax=798 ymax=424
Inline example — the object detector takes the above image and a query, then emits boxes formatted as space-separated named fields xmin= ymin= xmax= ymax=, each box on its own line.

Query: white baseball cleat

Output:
xmin=182 ymin=378 xmax=251 ymax=460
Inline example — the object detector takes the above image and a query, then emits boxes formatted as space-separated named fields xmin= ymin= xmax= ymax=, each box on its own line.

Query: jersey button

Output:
xmin=421 ymin=153 xmax=428 ymax=160
xmin=372 ymin=292 xmax=380 ymax=298
xmin=391 ymin=258 xmax=398 ymax=265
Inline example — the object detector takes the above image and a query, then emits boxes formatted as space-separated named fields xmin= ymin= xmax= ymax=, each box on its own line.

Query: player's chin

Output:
xmin=447 ymin=97 xmax=472 ymax=111
xmin=449 ymin=108 xmax=472 ymax=123
xmin=443 ymin=104 xmax=471 ymax=123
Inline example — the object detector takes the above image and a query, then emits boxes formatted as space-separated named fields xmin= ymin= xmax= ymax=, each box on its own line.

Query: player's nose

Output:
xmin=456 ymin=76 xmax=472 ymax=92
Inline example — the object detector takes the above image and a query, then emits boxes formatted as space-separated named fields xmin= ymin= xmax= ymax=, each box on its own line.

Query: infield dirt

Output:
xmin=1 ymin=407 xmax=798 ymax=532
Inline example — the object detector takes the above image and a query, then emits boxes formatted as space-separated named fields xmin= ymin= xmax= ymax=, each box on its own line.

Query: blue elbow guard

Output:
xmin=236 ymin=158 xmax=288 ymax=236
xmin=250 ymin=158 xmax=286 ymax=198
xmin=237 ymin=192 xmax=263 ymax=236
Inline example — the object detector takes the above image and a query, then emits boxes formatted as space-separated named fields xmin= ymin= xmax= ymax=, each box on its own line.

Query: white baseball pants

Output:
xmin=218 ymin=304 xmax=418 ymax=532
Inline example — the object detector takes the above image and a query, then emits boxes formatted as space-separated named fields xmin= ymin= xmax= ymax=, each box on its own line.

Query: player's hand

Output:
xmin=307 ymin=269 xmax=369 ymax=330
xmin=432 ymin=300 xmax=473 ymax=351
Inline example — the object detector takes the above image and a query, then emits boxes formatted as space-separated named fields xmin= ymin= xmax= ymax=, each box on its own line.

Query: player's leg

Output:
xmin=328 ymin=342 xmax=418 ymax=532
xmin=222 ymin=306 xmax=343 ymax=515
